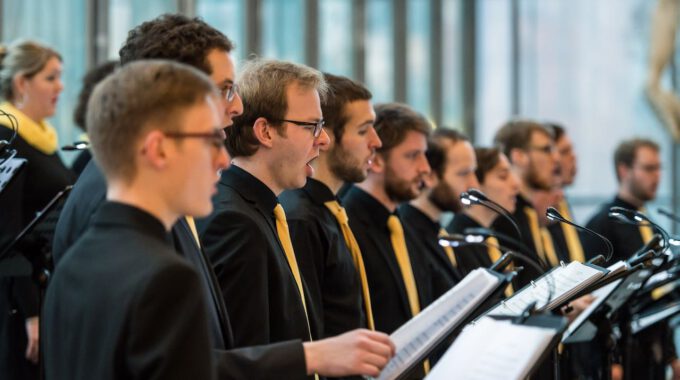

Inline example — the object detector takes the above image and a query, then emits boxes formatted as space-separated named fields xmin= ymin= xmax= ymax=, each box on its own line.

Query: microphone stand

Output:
xmin=461 ymin=189 xmax=523 ymax=242
xmin=546 ymin=206 xmax=614 ymax=263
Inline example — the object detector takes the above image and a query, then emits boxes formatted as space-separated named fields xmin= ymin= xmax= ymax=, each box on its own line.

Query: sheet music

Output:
xmin=425 ymin=317 xmax=557 ymax=380
xmin=631 ymin=301 xmax=680 ymax=334
xmin=373 ymin=269 xmax=501 ymax=380
xmin=561 ymin=279 xmax=621 ymax=341
xmin=487 ymin=262 xmax=606 ymax=317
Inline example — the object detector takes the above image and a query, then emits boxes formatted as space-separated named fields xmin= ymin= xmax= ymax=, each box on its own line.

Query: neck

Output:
xmin=13 ymin=101 xmax=43 ymax=124
xmin=357 ymin=177 xmax=397 ymax=212
xmin=618 ymin=188 xmax=645 ymax=209
xmin=410 ymin=193 xmax=441 ymax=223
xmin=464 ymin=204 xmax=498 ymax=228
xmin=519 ymin=183 xmax=536 ymax=204
xmin=312 ymin=154 xmax=344 ymax=194
xmin=107 ymin=180 xmax=178 ymax=231
xmin=231 ymin=156 xmax=283 ymax=195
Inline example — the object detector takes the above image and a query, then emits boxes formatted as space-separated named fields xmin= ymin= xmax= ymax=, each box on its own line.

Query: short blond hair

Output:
xmin=87 ymin=60 xmax=216 ymax=182
xmin=226 ymin=59 xmax=327 ymax=157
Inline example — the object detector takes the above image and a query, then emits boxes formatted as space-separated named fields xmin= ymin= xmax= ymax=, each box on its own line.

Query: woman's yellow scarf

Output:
xmin=0 ymin=101 xmax=58 ymax=155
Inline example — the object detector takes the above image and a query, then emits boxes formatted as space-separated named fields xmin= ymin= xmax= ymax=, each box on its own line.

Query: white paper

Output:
xmin=373 ymin=269 xmax=502 ymax=380
xmin=425 ymin=317 xmax=557 ymax=380
xmin=561 ymin=279 xmax=622 ymax=341
xmin=486 ymin=262 xmax=606 ymax=317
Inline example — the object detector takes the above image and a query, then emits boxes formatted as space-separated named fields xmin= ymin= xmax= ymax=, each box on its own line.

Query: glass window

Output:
xmin=197 ymin=0 xmax=246 ymax=63
xmin=514 ymin=0 xmax=674 ymax=227
xmin=261 ymin=0 xmax=305 ymax=62
xmin=108 ymin=0 xmax=177 ymax=59
xmin=365 ymin=0 xmax=394 ymax=103
xmin=319 ymin=0 xmax=353 ymax=77
xmin=475 ymin=0 xmax=513 ymax=144
xmin=406 ymin=0 xmax=431 ymax=118
xmin=2 ymin=0 xmax=87 ymax=164
xmin=442 ymin=0 xmax=464 ymax=130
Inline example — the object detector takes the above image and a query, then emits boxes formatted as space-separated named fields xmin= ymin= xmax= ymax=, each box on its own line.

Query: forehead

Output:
xmin=206 ymin=49 xmax=235 ymax=84
xmin=343 ymin=99 xmax=375 ymax=121
xmin=634 ymin=146 xmax=660 ymax=163
xmin=445 ymin=140 xmax=475 ymax=165
xmin=285 ymin=82 xmax=321 ymax=113
xmin=529 ymin=130 xmax=552 ymax=145
xmin=393 ymin=130 xmax=427 ymax=151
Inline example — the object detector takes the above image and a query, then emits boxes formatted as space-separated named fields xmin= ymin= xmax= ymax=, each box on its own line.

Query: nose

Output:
xmin=215 ymin=145 xmax=230 ymax=171
xmin=419 ymin=154 xmax=431 ymax=175
xmin=315 ymin=127 xmax=331 ymax=148
xmin=56 ymin=78 xmax=64 ymax=93
xmin=467 ymin=173 xmax=480 ymax=190
xmin=226 ymin=93 xmax=244 ymax=119
xmin=370 ymin=127 xmax=382 ymax=149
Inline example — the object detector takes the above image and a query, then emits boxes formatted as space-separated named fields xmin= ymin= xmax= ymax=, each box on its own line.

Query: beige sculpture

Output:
xmin=647 ymin=0 xmax=680 ymax=142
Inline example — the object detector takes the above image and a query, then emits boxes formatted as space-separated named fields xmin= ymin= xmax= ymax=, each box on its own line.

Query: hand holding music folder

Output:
xmin=425 ymin=315 xmax=567 ymax=380
xmin=370 ymin=268 xmax=507 ymax=380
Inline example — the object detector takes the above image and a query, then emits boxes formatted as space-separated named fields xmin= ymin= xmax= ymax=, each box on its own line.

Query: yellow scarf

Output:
xmin=0 ymin=101 xmax=58 ymax=154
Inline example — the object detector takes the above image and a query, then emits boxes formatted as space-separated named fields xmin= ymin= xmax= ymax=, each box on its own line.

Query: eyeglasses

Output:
xmin=165 ymin=128 xmax=227 ymax=149
xmin=218 ymin=83 xmax=239 ymax=103
xmin=270 ymin=119 xmax=325 ymax=138
xmin=528 ymin=144 xmax=555 ymax=155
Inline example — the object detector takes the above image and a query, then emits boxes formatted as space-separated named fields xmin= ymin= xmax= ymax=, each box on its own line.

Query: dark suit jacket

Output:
xmin=198 ymin=165 xmax=319 ymax=352
xmin=446 ymin=213 xmax=495 ymax=276
xmin=43 ymin=202 xmax=214 ymax=380
xmin=341 ymin=186 xmax=433 ymax=334
xmin=0 ymin=127 xmax=75 ymax=380
xmin=52 ymin=161 xmax=308 ymax=380
xmin=280 ymin=178 xmax=364 ymax=337
xmin=399 ymin=204 xmax=461 ymax=300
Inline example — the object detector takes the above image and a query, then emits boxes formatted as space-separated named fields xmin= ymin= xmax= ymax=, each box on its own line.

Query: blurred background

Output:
xmin=2 ymin=0 xmax=679 ymax=230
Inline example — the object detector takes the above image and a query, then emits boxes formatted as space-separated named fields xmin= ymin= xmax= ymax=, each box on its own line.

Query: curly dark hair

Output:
xmin=119 ymin=14 xmax=233 ymax=75
xmin=73 ymin=60 xmax=118 ymax=131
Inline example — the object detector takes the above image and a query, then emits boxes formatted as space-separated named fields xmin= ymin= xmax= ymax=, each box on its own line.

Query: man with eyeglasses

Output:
xmin=491 ymin=120 xmax=559 ymax=287
xmin=53 ymin=15 xmax=392 ymax=380
xmin=278 ymin=73 xmax=382 ymax=340
xmin=198 ymin=59 xmax=395 ymax=379
xmin=582 ymin=138 xmax=678 ymax=380
xmin=44 ymin=59 xmax=224 ymax=380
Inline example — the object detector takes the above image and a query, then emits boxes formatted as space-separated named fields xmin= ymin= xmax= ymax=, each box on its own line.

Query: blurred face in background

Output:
xmin=480 ymin=153 xmax=520 ymax=214
xmin=15 ymin=56 xmax=63 ymax=121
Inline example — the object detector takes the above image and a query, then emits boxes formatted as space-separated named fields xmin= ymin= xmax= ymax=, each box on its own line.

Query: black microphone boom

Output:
xmin=658 ymin=208 xmax=680 ymax=225
xmin=546 ymin=206 xmax=613 ymax=262
xmin=460 ymin=189 xmax=523 ymax=242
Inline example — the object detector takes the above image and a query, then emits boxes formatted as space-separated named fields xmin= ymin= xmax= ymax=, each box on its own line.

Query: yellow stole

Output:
xmin=0 ymin=101 xmax=58 ymax=154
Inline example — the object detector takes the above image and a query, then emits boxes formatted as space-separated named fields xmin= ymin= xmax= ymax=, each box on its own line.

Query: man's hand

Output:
xmin=563 ymin=294 xmax=595 ymax=323
xmin=25 ymin=317 xmax=39 ymax=364
xmin=303 ymin=329 xmax=395 ymax=377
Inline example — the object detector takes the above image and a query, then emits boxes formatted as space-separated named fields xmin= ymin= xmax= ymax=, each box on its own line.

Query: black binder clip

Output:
xmin=513 ymin=301 xmax=537 ymax=324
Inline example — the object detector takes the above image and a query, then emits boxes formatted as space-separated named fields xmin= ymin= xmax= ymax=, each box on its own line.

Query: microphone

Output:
xmin=658 ymin=208 xmax=680 ymax=225
xmin=608 ymin=206 xmax=671 ymax=254
xmin=460 ymin=189 xmax=523 ymax=242
xmin=61 ymin=141 xmax=90 ymax=151
xmin=546 ymin=206 xmax=613 ymax=263
xmin=438 ymin=229 xmax=545 ymax=275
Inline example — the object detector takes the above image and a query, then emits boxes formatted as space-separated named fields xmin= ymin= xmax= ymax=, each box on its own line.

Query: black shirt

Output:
xmin=52 ymin=161 xmax=309 ymax=380
xmin=280 ymin=178 xmax=364 ymax=337
xmin=399 ymin=203 xmax=461 ymax=300
xmin=583 ymin=196 xmax=651 ymax=264
xmin=341 ymin=186 xmax=433 ymax=334
xmin=446 ymin=213 xmax=495 ymax=276
xmin=199 ymin=165 xmax=320 ymax=350
xmin=492 ymin=194 xmax=547 ymax=287
xmin=44 ymin=202 xmax=214 ymax=380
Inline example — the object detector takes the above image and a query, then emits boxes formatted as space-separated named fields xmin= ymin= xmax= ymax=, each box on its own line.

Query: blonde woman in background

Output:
xmin=0 ymin=40 xmax=75 ymax=380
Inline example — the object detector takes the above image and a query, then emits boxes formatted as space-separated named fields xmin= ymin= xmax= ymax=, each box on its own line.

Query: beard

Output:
xmin=630 ymin=178 xmax=657 ymax=203
xmin=428 ymin=180 xmax=462 ymax=212
xmin=385 ymin=164 xmax=421 ymax=203
xmin=525 ymin=162 xmax=552 ymax=191
xmin=328 ymin=144 xmax=367 ymax=183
